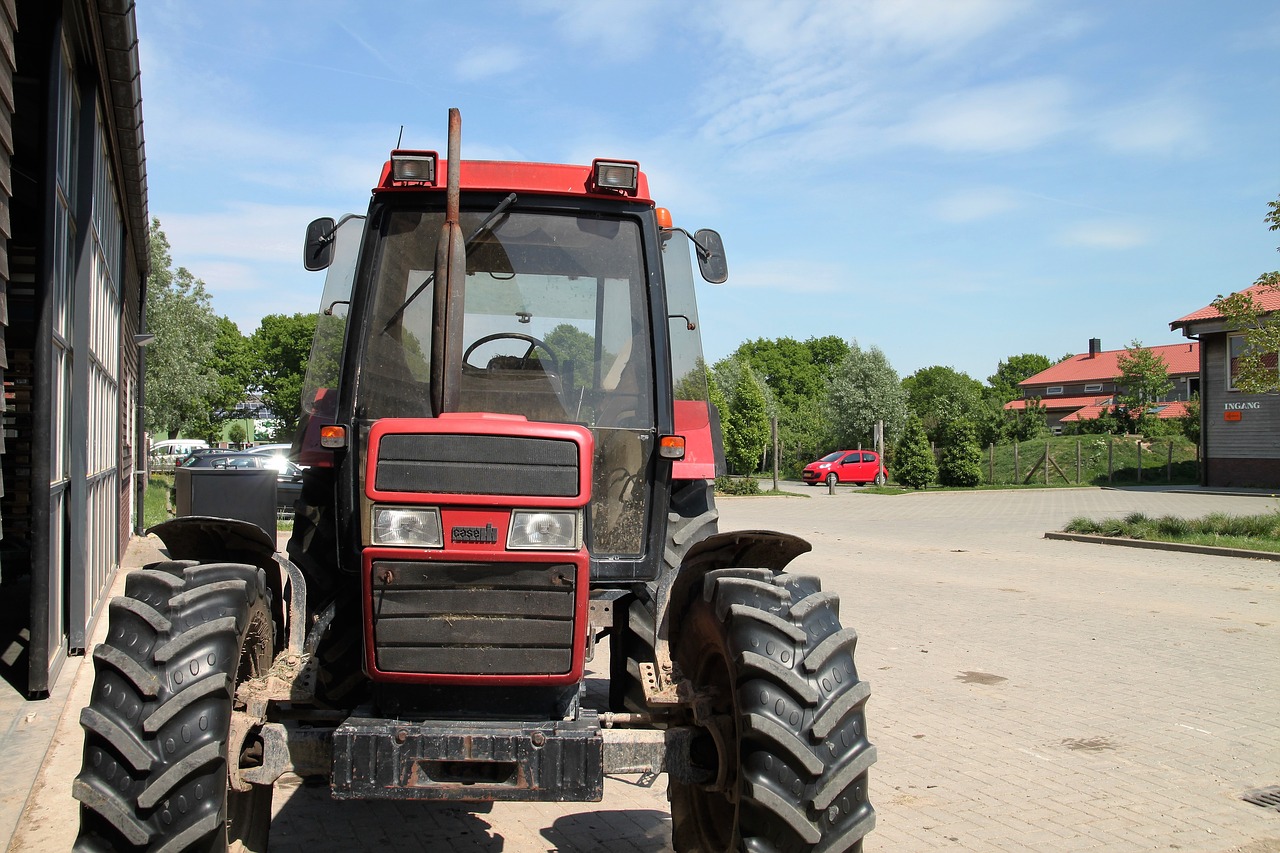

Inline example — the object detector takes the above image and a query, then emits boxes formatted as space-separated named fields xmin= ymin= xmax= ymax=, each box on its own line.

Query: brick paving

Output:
xmin=8 ymin=488 xmax=1280 ymax=851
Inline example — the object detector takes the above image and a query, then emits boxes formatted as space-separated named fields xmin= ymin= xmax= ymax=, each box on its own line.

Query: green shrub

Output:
xmin=938 ymin=419 xmax=982 ymax=487
xmin=715 ymin=476 xmax=761 ymax=496
xmin=894 ymin=415 xmax=937 ymax=490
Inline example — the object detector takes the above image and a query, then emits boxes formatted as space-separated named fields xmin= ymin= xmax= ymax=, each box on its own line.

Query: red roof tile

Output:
xmin=1171 ymin=280 xmax=1280 ymax=327
xmin=1019 ymin=343 xmax=1199 ymax=388
xmin=1059 ymin=399 xmax=1189 ymax=423
xmin=1004 ymin=395 xmax=1111 ymax=412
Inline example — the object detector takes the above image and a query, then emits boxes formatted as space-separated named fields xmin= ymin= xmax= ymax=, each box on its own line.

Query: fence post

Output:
xmin=1014 ymin=441 xmax=1020 ymax=482
xmin=989 ymin=443 xmax=995 ymax=484
xmin=1167 ymin=441 xmax=1173 ymax=483
xmin=1137 ymin=439 xmax=1142 ymax=483
xmin=1107 ymin=438 xmax=1113 ymax=483
xmin=1044 ymin=441 xmax=1050 ymax=485
xmin=1076 ymin=440 xmax=1081 ymax=484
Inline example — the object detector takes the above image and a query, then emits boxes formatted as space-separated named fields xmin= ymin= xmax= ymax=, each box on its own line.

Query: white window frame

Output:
xmin=1045 ymin=386 xmax=1063 ymax=395
xmin=1083 ymin=383 xmax=1103 ymax=393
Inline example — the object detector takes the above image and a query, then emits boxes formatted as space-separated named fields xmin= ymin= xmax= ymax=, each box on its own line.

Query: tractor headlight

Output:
xmin=507 ymin=510 xmax=581 ymax=550
xmin=390 ymin=151 xmax=438 ymax=185
xmin=372 ymin=505 xmax=443 ymax=548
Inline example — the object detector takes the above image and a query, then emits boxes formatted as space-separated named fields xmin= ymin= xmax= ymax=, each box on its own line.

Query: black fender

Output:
xmin=148 ymin=515 xmax=277 ymax=568
xmin=654 ymin=529 xmax=812 ymax=679
xmin=147 ymin=516 xmax=303 ymax=654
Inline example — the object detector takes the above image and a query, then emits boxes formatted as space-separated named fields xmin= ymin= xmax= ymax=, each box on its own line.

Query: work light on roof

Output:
xmin=590 ymin=159 xmax=639 ymax=196
xmin=391 ymin=151 xmax=438 ymax=185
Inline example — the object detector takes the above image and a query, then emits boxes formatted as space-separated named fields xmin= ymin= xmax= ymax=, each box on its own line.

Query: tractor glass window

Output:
xmin=363 ymin=208 xmax=655 ymax=557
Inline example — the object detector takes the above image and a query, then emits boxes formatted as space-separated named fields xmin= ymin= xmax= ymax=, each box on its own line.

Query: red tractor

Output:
xmin=74 ymin=111 xmax=875 ymax=852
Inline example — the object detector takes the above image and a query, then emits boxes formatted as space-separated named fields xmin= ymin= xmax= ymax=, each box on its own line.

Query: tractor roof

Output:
xmin=375 ymin=159 xmax=654 ymax=204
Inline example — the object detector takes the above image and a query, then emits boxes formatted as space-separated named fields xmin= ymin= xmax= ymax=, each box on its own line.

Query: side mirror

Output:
xmin=304 ymin=217 xmax=337 ymax=271
xmin=694 ymin=229 xmax=728 ymax=284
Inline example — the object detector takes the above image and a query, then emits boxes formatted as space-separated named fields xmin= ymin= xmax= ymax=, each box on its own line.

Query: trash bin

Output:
xmin=173 ymin=466 xmax=277 ymax=540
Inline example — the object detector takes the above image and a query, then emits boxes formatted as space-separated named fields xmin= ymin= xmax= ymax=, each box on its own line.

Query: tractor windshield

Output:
xmin=360 ymin=206 xmax=655 ymax=556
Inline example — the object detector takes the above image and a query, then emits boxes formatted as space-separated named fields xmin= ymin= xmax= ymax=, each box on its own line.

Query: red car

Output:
xmin=803 ymin=450 xmax=886 ymax=487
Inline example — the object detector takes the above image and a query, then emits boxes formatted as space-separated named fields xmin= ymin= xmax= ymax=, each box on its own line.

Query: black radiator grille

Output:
xmin=376 ymin=433 xmax=580 ymax=496
xmin=371 ymin=561 xmax=577 ymax=675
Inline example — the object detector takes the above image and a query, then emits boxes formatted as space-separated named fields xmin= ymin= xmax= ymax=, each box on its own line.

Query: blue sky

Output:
xmin=136 ymin=1 xmax=1279 ymax=382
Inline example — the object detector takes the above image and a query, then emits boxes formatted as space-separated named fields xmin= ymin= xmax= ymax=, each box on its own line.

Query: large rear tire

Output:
xmin=73 ymin=561 xmax=275 ymax=852
xmin=670 ymin=568 xmax=875 ymax=852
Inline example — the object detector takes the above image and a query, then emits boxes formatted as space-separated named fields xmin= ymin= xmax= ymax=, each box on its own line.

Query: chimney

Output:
xmin=1088 ymin=338 xmax=1102 ymax=358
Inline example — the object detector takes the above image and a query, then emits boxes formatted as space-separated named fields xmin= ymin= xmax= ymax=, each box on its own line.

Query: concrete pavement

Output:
xmin=5 ymin=487 xmax=1279 ymax=851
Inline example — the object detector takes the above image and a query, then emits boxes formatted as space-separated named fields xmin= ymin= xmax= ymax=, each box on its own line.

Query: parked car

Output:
xmin=245 ymin=442 xmax=304 ymax=470
xmin=148 ymin=438 xmax=210 ymax=470
xmin=177 ymin=451 xmax=303 ymax=513
xmin=802 ymin=449 xmax=886 ymax=487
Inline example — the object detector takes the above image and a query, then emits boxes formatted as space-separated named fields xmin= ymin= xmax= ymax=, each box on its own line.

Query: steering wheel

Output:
xmin=462 ymin=332 xmax=560 ymax=372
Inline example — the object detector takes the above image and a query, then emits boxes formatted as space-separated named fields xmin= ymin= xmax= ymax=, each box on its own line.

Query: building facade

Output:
xmin=1005 ymin=339 xmax=1199 ymax=433
xmin=1171 ymin=283 xmax=1280 ymax=488
xmin=0 ymin=0 xmax=148 ymax=697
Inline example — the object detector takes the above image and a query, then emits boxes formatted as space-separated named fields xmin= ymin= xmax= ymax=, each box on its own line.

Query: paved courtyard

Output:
xmin=10 ymin=487 xmax=1280 ymax=851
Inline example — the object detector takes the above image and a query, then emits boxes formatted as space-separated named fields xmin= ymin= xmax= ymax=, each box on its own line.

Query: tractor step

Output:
xmin=331 ymin=712 xmax=604 ymax=802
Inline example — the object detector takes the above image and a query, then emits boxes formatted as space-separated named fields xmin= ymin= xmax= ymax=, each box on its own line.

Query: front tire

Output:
xmin=670 ymin=568 xmax=875 ymax=852
xmin=825 ymin=473 xmax=838 ymax=488
xmin=73 ymin=561 xmax=275 ymax=852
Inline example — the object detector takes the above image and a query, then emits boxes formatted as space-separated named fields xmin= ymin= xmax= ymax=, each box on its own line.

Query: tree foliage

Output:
xmin=1211 ymin=271 xmax=1280 ymax=395
xmin=544 ymin=323 xmax=599 ymax=392
xmin=824 ymin=341 xmax=906 ymax=450
xmin=902 ymin=365 xmax=985 ymax=444
xmin=733 ymin=336 xmax=848 ymax=471
xmin=714 ymin=358 xmax=772 ymax=474
xmin=893 ymin=415 xmax=937 ymax=489
xmin=987 ymin=353 xmax=1052 ymax=403
xmin=252 ymin=313 xmax=317 ymax=439
xmin=938 ymin=418 xmax=982 ymax=487
xmin=1116 ymin=339 xmax=1173 ymax=408
xmin=143 ymin=220 xmax=222 ymax=438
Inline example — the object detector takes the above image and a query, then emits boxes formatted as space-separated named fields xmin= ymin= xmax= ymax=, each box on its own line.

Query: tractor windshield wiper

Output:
xmin=381 ymin=192 xmax=518 ymax=333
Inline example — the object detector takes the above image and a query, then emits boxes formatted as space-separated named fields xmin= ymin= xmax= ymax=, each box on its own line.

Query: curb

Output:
xmin=1044 ymin=531 xmax=1280 ymax=561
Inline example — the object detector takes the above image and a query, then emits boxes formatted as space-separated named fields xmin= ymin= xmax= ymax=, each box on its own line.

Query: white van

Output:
xmin=148 ymin=438 xmax=209 ymax=470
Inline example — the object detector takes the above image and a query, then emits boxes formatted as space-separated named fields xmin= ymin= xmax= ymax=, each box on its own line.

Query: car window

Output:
xmin=842 ymin=453 xmax=859 ymax=464
xmin=862 ymin=452 xmax=876 ymax=463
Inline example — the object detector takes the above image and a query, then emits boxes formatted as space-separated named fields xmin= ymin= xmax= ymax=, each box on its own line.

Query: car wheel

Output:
xmin=825 ymin=472 xmax=838 ymax=488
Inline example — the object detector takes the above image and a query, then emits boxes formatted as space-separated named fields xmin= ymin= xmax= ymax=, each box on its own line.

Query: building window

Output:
xmin=1083 ymin=383 xmax=1103 ymax=393
xmin=1229 ymin=334 xmax=1279 ymax=391
xmin=1045 ymin=386 xmax=1063 ymax=395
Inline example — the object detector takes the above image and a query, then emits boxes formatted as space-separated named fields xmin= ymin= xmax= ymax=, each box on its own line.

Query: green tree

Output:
xmin=543 ymin=323 xmax=598 ymax=392
xmin=938 ymin=418 xmax=982 ymax=487
xmin=733 ymin=336 xmax=848 ymax=470
xmin=1211 ymin=271 xmax=1280 ymax=394
xmin=252 ymin=312 xmax=318 ymax=439
xmin=1116 ymin=339 xmax=1173 ymax=433
xmin=715 ymin=359 xmax=771 ymax=474
xmin=902 ymin=365 xmax=986 ymax=443
xmin=1178 ymin=395 xmax=1201 ymax=444
xmin=824 ymin=341 xmax=907 ymax=450
xmin=209 ymin=316 xmax=254 ymax=420
xmin=142 ymin=219 xmax=222 ymax=438
xmin=893 ymin=415 xmax=937 ymax=490
xmin=987 ymin=353 xmax=1052 ymax=403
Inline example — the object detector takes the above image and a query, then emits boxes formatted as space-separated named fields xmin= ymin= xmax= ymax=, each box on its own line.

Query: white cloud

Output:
xmin=692 ymin=0 xmax=1034 ymax=151
xmin=896 ymin=77 xmax=1073 ymax=153
xmin=455 ymin=46 xmax=526 ymax=82
xmin=935 ymin=187 xmax=1023 ymax=223
xmin=160 ymin=203 xmax=323 ymax=265
xmin=730 ymin=258 xmax=849 ymax=293
xmin=1092 ymin=97 xmax=1208 ymax=157
xmin=523 ymin=0 xmax=680 ymax=60
xmin=1055 ymin=221 xmax=1150 ymax=250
